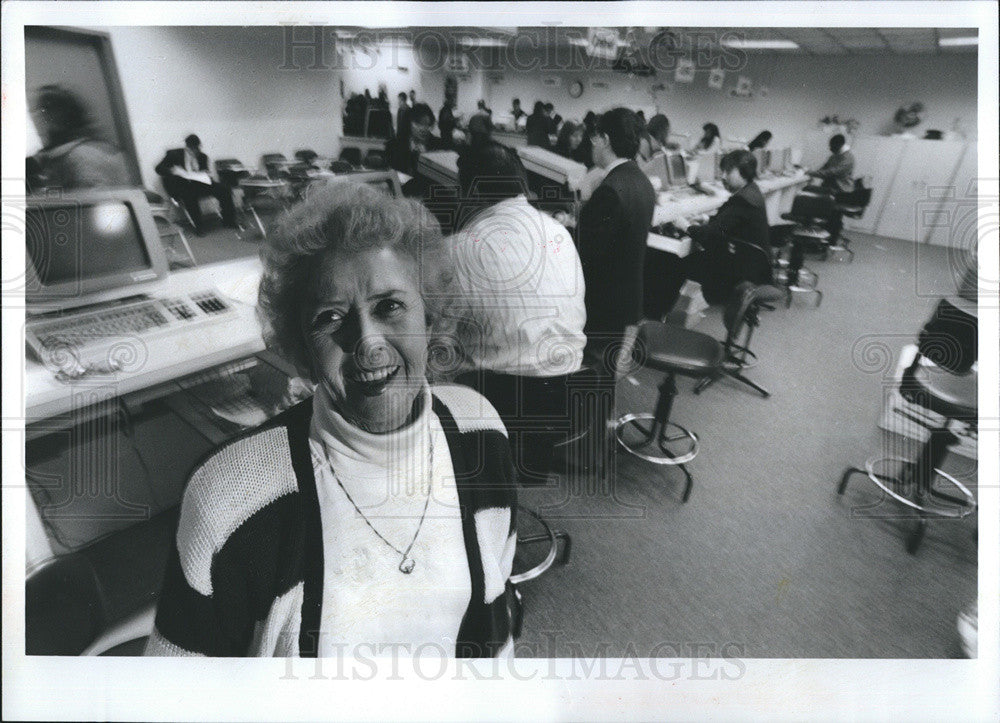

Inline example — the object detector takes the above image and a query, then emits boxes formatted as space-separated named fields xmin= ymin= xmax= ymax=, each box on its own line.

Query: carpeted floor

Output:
xmin=186 ymin=226 xmax=978 ymax=659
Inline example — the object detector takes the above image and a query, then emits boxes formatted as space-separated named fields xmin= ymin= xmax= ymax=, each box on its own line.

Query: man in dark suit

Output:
xmin=155 ymin=134 xmax=236 ymax=234
xmin=657 ymin=150 xmax=771 ymax=312
xmin=577 ymin=108 xmax=656 ymax=425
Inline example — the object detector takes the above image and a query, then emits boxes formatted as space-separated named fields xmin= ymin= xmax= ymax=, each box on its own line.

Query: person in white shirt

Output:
xmin=450 ymin=142 xmax=587 ymax=483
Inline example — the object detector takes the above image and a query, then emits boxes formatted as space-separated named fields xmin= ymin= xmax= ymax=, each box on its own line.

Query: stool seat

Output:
xmin=909 ymin=363 xmax=977 ymax=419
xmin=638 ymin=323 xmax=724 ymax=377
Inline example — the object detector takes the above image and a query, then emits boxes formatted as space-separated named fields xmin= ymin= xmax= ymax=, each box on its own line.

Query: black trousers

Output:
xmin=162 ymin=175 xmax=236 ymax=229
xmin=456 ymin=370 xmax=584 ymax=485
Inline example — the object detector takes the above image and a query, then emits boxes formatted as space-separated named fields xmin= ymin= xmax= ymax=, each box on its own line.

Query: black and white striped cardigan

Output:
xmin=145 ymin=384 xmax=519 ymax=657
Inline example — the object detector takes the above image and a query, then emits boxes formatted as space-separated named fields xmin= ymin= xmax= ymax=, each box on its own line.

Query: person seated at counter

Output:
xmin=385 ymin=102 xmax=444 ymax=178
xmin=554 ymin=120 xmax=584 ymax=159
xmin=636 ymin=113 xmax=656 ymax=162
xmin=690 ymin=122 xmax=722 ymax=155
xmin=806 ymin=133 xmax=855 ymax=193
xmin=450 ymin=142 xmax=586 ymax=484
xmin=659 ymin=150 xmax=771 ymax=311
xmin=145 ymin=182 xmax=520 ymax=658
xmin=525 ymin=101 xmax=552 ymax=149
xmin=646 ymin=114 xmax=679 ymax=155
xmin=748 ymin=130 xmax=772 ymax=151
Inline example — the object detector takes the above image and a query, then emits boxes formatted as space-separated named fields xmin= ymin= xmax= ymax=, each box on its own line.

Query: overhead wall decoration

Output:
xmin=674 ymin=57 xmax=695 ymax=83
xmin=735 ymin=75 xmax=753 ymax=97
xmin=587 ymin=28 xmax=619 ymax=61
xmin=542 ymin=76 xmax=562 ymax=87
xmin=708 ymin=68 xmax=725 ymax=90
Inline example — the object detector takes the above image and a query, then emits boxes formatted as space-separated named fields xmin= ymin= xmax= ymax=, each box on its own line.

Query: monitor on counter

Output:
xmin=640 ymin=152 xmax=671 ymax=192
xmin=666 ymin=152 xmax=688 ymax=188
xmin=25 ymin=188 xmax=168 ymax=313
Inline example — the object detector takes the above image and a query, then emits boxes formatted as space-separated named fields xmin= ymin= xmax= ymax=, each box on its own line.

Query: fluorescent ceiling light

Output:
xmin=721 ymin=38 xmax=800 ymax=50
xmin=459 ymin=37 xmax=508 ymax=48
xmin=567 ymin=36 xmax=630 ymax=49
xmin=939 ymin=36 xmax=978 ymax=47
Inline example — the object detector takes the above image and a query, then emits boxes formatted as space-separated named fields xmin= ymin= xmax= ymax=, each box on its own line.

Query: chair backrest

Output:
xmin=788 ymin=191 xmax=838 ymax=224
xmin=729 ymin=238 xmax=774 ymax=286
xmin=329 ymin=159 xmax=355 ymax=174
xmin=339 ymin=147 xmax=362 ymax=168
xmin=363 ymin=150 xmax=387 ymax=169
xmin=294 ymin=149 xmax=318 ymax=165
xmin=261 ymin=153 xmax=287 ymax=178
xmin=26 ymin=553 xmax=108 ymax=655
xmin=918 ymin=296 xmax=978 ymax=375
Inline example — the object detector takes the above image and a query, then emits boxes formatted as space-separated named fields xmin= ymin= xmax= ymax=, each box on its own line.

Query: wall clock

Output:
xmin=569 ymin=80 xmax=584 ymax=98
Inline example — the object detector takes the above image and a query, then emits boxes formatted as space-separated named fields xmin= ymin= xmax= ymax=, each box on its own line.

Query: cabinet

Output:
xmin=843 ymin=136 xmax=906 ymax=234
xmin=924 ymin=142 xmax=978 ymax=247
xmin=872 ymin=139 xmax=967 ymax=243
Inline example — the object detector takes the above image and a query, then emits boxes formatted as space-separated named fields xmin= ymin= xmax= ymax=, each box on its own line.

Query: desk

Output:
xmin=516 ymin=146 xmax=587 ymax=192
xmin=417 ymin=150 xmax=460 ymax=186
xmin=492 ymin=129 xmax=528 ymax=149
xmin=339 ymin=135 xmax=388 ymax=154
xmin=25 ymin=258 xmax=265 ymax=424
xmin=652 ymin=173 xmax=810 ymax=227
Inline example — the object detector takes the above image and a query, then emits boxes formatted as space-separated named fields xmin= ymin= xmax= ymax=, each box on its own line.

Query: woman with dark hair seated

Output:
xmin=450 ymin=143 xmax=586 ymax=484
xmin=657 ymin=150 xmax=770 ymax=313
xmin=690 ymin=122 xmax=722 ymax=154
xmin=747 ymin=130 xmax=772 ymax=151
xmin=553 ymin=120 xmax=584 ymax=159
xmin=146 ymin=183 xmax=519 ymax=658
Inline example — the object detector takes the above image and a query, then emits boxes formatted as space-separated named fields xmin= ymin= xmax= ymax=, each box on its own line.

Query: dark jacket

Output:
xmin=155 ymin=147 xmax=208 ymax=177
xmin=384 ymin=134 xmax=444 ymax=177
xmin=578 ymin=160 xmax=657 ymax=338
xmin=525 ymin=113 xmax=551 ymax=149
xmin=688 ymin=180 xmax=770 ymax=254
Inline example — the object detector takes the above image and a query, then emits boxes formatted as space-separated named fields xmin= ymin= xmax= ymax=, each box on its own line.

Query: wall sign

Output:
xmin=675 ymin=57 xmax=695 ymax=83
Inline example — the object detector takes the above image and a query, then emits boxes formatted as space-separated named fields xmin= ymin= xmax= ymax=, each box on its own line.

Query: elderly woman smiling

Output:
xmin=146 ymin=183 xmax=519 ymax=658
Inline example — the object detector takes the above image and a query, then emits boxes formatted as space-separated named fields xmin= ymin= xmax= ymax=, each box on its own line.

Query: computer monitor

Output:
xmin=639 ymin=152 xmax=670 ymax=192
xmin=666 ymin=152 xmax=688 ymax=188
xmin=695 ymin=152 xmax=719 ymax=184
xmin=772 ymin=147 xmax=792 ymax=173
xmin=25 ymin=189 xmax=168 ymax=313
xmin=750 ymin=148 xmax=768 ymax=176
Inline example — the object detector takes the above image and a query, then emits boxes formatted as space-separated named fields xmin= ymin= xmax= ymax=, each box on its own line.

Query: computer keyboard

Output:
xmin=26 ymin=290 xmax=238 ymax=371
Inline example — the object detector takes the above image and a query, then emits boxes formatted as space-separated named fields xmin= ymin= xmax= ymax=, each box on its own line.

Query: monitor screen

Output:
xmin=667 ymin=153 xmax=688 ymax=187
xmin=696 ymin=152 xmax=718 ymax=184
xmin=27 ymin=202 xmax=150 ymax=287
xmin=25 ymin=189 xmax=167 ymax=310
xmin=640 ymin=153 xmax=670 ymax=192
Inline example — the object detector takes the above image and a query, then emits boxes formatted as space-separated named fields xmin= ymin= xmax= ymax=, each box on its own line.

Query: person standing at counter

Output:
xmin=510 ymin=98 xmax=525 ymax=124
xmin=525 ymin=102 xmax=552 ymax=149
xmin=577 ymin=108 xmax=656 ymax=415
xmin=385 ymin=103 xmax=443 ymax=178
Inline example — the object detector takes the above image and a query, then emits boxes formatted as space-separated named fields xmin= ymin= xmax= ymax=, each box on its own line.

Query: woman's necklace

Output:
xmin=328 ymin=423 xmax=433 ymax=574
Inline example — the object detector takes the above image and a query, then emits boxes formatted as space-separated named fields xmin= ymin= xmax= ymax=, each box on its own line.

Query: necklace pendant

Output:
xmin=399 ymin=555 xmax=416 ymax=574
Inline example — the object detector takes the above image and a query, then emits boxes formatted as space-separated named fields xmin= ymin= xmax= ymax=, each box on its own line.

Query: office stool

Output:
xmin=769 ymin=223 xmax=822 ymax=307
xmin=838 ymin=354 xmax=977 ymax=553
xmin=615 ymin=321 xmax=724 ymax=502
xmin=830 ymin=182 xmax=873 ymax=263
xmin=695 ymin=282 xmax=783 ymax=398
xmin=510 ymin=506 xmax=571 ymax=584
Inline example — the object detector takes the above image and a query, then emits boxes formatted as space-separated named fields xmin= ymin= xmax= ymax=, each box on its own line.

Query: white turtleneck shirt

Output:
xmin=309 ymin=384 xmax=471 ymax=657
